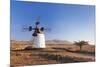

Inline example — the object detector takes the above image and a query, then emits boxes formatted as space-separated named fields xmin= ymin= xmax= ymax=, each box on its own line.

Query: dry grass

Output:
xmin=10 ymin=41 xmax=95 ymax=67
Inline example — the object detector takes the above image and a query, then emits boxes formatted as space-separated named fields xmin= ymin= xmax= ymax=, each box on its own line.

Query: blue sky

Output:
xmin=11 ymin=0 xmax=95 ymax=43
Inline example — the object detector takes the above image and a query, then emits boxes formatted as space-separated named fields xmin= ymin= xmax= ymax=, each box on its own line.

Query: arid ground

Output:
xmin=10 ymin=40 xmax=95 ymax=67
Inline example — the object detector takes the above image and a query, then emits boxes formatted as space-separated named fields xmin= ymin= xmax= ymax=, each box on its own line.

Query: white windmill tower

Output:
xmin=23 ymin=17 xmax=46 ymax=48
xmin=32 ymin=20 xmax=46 ymax=48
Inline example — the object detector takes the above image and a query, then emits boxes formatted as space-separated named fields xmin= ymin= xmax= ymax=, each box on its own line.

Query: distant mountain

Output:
xmin=11 ymin=40 xmax=73 ymax=45
xmin=11 ymin=40 xmax=32 ymax=45
xmin=46 ymin=40 xmax=72 ymax=44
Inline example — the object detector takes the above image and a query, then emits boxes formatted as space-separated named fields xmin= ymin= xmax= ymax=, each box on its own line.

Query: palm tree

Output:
xmin=74 ymin=41 xmax=89 ymax=51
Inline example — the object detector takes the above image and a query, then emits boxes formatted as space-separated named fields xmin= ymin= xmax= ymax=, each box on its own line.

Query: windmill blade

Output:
xmin=35 ymin=21 xmax=40 ymax=25
xmin=29 ymin=26 xmax=32 ymax=31
xmin=44 ymin=28 xmax=51 ymax=32
xmin=29 ymin=26 xmax=36 ymax=31
xmin=41 ymin=27 xmax=51 ymax=32
xmin=35 ymin=16 xmax=41 ymax=25
xmin=40 ymin=27 xmax=44 ymax=31
xmin=22 ymin=25 xmax=35 ymax=32
xmin=22 ymin=25 xmax=30 ymax=32
xmin=35 ymin=16 xmax=40 ymax=22
xmin=22 ymin=27 xmax=29 ymax=32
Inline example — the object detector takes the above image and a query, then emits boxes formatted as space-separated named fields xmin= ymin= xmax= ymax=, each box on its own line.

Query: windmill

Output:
xmin=23 ymin=17 xmax=47 ymax=48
